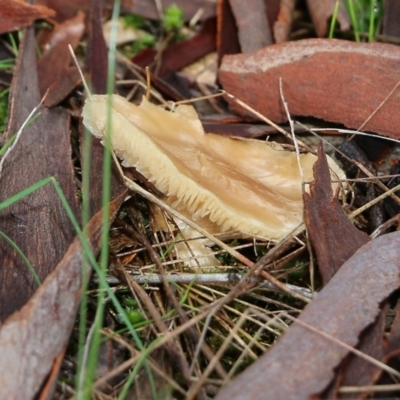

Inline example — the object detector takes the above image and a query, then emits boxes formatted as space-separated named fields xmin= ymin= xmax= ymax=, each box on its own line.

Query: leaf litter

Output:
xmin=1 ymin=1 xmax=400 ymax=399
xmin=0 ymin=27 xmax=80 ymax=321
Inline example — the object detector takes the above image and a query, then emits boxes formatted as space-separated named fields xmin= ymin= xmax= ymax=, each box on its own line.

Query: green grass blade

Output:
xmin=0 ymin=177 xmax=52 ymax=211
xmin=329 ymin=0 xmax=340 ymax=38
xmin=0 ymin=230 xmax=41 ymax=286
xmin=0 ymin=133 xmax=17 ymax=157
xmin=346 ymin=0 xmax=360 ymax=41
xmin=75 ymin=124 xmax=93 ymax=395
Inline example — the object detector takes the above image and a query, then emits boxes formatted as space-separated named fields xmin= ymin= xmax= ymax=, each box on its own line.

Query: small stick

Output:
xmin=222 ymin=90 xmax=313 ymax=153
xmin=281 ymin=312 xmax=400 ymax=378
xmin=299 ymin=121 xmax=400 ymax=206
xmin=100 ymin=272 xmax=313 ymax=298
xmin=68 ymin=44 xmax=92 ymax=100
xmin=358 ymin=77 xmax=400 ymax=132
xmin=145 ymin=66 xmax=151 ymax=100
xmin=279 ymin=78 xmax=305 ymax=186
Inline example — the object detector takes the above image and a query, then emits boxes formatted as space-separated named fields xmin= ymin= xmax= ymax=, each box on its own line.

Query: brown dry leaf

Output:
xmin=83 ymin=0 xmax=126 ymax=216
xmin=303 ymin=143 xmax=370 ymax=285
xmin=306 ymin=0 xmax=350 ymax=37
xmin=216 ymin=231 xmax=400 ymax=400
xmin=0 ymin=0 xmax=55 ymax=35
xmin=273 ymin=0 xmax=295 ymax=43
xmin=229 ymin=0 xmax=273 ymax=53
xmin=216 ymin=0 xmax=241 ymax=64
xmin=382 ymin=0 xmax=400 ymax=38
xmin=219 ymin=38 xmax=400 ymax=139
xmin=0 ymin=192 xmax=126 ymax=399
xmin=303 ymin=144 xmax=383 ymax=397
xmin=216 ymin=0 xmax=279 ymax=63
xmin=0 ymin=27 xmax=80 ymax=321
xmin=34 ymin=0 xmax=133 ymax=22
xmin=37 ymin=10 xmax=85 ymax=106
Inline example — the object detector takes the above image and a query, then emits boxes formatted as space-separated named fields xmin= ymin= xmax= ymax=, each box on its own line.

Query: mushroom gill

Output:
xmin=82 ymin=94 xmax=345 ymax=241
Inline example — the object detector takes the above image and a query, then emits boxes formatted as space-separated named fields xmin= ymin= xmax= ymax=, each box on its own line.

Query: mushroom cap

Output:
xmin=83 ymin=94 xmax=345 ymax=240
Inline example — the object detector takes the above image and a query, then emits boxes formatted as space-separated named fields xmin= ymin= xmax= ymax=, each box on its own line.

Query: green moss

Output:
xmin=163 ymin=5 xmax=184 ymax=32
xmin=122 ymin=13 xmax=146 ymax=29
xmin=131 ymin=33 xmax=156 ymax=54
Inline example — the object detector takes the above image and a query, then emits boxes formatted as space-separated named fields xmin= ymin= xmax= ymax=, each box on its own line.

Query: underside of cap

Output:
xmin=82 ymin=94 xmax=345 ymax=240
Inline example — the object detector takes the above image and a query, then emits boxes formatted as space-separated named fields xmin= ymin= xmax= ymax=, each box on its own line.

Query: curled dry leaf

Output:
xmin=219 ymin=39 xmax=400 ymax=139
xmin=37 ymin=10 xmax=85 ymax=106
xmin=0 ymin=0 xmax=55 ymax=35
xmin=82 ymin=94 xmax=344 ymax=241
xmin=304 ymin=143 xmax=370 ymax=285
xmin=228 ymin=0 xmax=273 ymax=52
xmin=215 ymin=231 xmax=400 ymax=400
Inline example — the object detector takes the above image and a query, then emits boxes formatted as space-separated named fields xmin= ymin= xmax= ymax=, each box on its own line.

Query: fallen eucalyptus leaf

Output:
xmin=304 ymin=143 xmax=370 ymax=284
xmin=0 ymin=192 xmax=126 ymax=399
xmin=215 ymin=231 xmax=400 ymax=400
xmin=0 ymin=0 xmax=55 ymax=35
xmin=219 ymin=39 xmax=400 ymax=138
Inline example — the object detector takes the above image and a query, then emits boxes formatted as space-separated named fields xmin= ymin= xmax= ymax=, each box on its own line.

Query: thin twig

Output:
xmin=68 ymin=44 xmax=92 ymax=100
xmin=0 ymin=90 xmax=48 ymax=175
xmin=349 ymin=183 xmax=400 ymax=219
xmin=358 ymin=77 xmax=400 ymax=131
xmin=279 ymin=78 xmax=304 ymax=184
xmin=280 ymin=312 xmax=400 ymax=379
xmin=222 ymin=90 xmax=313 ymax=153
xmin=297 ymin=121 xmax=400 ymax=206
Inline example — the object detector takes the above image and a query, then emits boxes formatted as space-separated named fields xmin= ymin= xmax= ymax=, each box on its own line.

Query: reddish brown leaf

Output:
xmin=215 ymin=231 xmax=400 ymax=400
xmin=303 ymin=143 xmax=370 ymax=284
xmin=219 ymin=39 xmax=400 ymax=139
xmin=0 ymin=0 xmax=55 ymax=35
xmin=273 ymin=0 xmax=295 ymax=43
xmin=216 ymin=0 xmax=241 ymax=64
xmin=0 ymin=27 xmax=80 ymax=321
xmin=37 ymin=10 xmax=85 ymax=106
xmin=306 ymin=0 xmax=350 ymax=37
xmin=229 ymin=0 xmax=272 ymax=53
xmin=132 ymin=18 xmax=216 ymax=77
xmin=0 ymin=192 xmax=126 ymax=399
xmin=35 ymin=0 xmax=86 ymax=22
xmin=86 ymin=0 xmax=107 ymax=95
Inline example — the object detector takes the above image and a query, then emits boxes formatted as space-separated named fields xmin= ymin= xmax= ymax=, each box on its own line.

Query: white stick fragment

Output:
xmin=0 ymin=91 xmax=48 ymax=175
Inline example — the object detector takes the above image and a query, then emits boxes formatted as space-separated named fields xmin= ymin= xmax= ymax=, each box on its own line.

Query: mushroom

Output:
xmin=82 ymin=94 xmax=345 ymax=243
